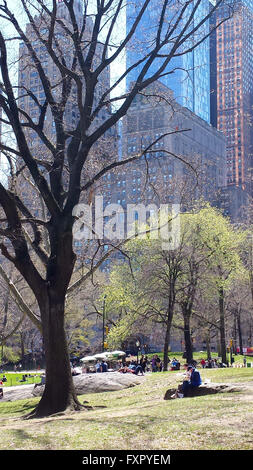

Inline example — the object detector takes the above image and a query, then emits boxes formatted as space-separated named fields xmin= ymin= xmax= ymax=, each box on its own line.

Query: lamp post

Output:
xmin=136 ymin=339 xmax=140 ymax=364
xmin=102 ymin=295 xmax=107 ymax=352
xmin=230 ymin=338 xmax=233 ymax=366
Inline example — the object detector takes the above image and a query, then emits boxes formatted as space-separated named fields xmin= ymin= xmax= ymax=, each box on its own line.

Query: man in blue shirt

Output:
xmin=182 ymin=365 xmax=202 ymax=396
xmin=100 ymin=360 xmax=108 ymax=373
xmin=172 ymin=364 xmax=202 ymax=398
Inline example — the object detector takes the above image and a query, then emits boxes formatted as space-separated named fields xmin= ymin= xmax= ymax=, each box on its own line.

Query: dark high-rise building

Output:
xmin=210 ymin=0 xmax=253 ymax=199
xmin=17 ymin=0 xmax=113 ymax=207
xmin=16 ymin=0 xmax=118 ymax=259
xmin=102 ymin=82 xmax=226 ymax=214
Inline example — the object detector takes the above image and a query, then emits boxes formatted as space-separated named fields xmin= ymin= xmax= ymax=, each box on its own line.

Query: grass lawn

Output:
xmin=0 ymin=367 xmax=253 ymax=450
xmin=147 ymin=351 xmax=253 ymax=365
xmin=0 ymin=372 xmax=42 ymax=387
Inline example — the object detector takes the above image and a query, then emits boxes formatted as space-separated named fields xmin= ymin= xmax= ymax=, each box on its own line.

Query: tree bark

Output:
xmin=20 ymin=332 xmax=26 ymax=366
xmin=206 ymin=333 xmax=211 ymax=360
xmin=219 ymin=287 xmax=227 ymax=364
xmin=163 ymin=311 xmax=173 ymax=371
xmin=29 ymin=291 xmax=82 ymax=418
xmin=183 ymin=312 xmax=193 ymax=364
xmin=237 ymin=312 xmax=243 ymax=356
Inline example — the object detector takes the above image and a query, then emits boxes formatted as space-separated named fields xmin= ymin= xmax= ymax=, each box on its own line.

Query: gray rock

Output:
xmin=0 ymin=384 xmax=35 ymax=402
xmin=33 ymin=372 xmax=144 ymax=397
xmin=164 ymin=382 xmax=244 ymax=400
xmin=1 ymin=372 xmax=144 ymax=402
xmin=74 ymin=371 xmax=144 ymax=394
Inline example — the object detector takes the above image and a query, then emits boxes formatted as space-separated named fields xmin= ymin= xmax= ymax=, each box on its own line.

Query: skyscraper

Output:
xmin=126 ymin=0 xmax=212 ymax=123
xmin=211 ymin=0 xmax=253 ymax=196
xmin=102 ymin=82 xmax=226 ymax=217
xmin=18 ymin=0 xmax=89 ymax=155
xmin=0 ymin=101 xmax=2 ymax=177
xmin=16 ymin=0 xmax=115 ymax=223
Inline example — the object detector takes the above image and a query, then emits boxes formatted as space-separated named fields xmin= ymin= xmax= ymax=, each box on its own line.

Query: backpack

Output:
xmin=191 ymin=369 xmax=202 ymax=387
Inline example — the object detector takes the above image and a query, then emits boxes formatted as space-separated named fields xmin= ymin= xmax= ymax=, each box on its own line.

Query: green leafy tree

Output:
xmin=105 ymin=205 xmax=248 ymax=366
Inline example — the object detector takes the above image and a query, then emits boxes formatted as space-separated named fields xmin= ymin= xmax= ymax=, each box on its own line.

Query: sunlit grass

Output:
xmin=0 ymin=372 xmax=42 ymax=387
xmin=0 ymin=368 xmax=253 ymax=450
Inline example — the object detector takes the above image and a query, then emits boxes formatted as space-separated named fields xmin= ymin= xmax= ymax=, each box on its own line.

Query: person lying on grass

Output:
xmin=118 ymin=363 xmax=144 ymax=376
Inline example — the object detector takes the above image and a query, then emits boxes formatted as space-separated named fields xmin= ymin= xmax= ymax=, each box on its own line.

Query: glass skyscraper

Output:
xmin=211 ymin=0 xmax=253 ymax=194
xmin=126 ymin=0 xmax=212 ymax=123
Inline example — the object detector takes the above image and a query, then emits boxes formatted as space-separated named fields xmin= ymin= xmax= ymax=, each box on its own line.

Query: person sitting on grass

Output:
xmin=170 ymin=358 xmax=180 ymax=371
xmin=34 ymin=373 xmax=46 ymax=388
xmin=0 ymin=379 xmax=3 ymax=399
xmin=171 ymin=364 xmax=202 ymax=398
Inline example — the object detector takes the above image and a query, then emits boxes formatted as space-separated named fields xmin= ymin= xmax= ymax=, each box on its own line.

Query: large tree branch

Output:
xmin=0 ymin=264 xmax=42 ymax=331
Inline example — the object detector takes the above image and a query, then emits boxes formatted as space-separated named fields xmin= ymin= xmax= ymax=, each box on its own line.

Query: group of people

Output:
xmin=151 ymin=355 xmax=163 ymax=372
xmin=118 ymin=355 xmax=181 ymax=373
xmin=118 ymin=361 xmax=144 ymax=375
xmin=169 ymin=357 xmax=181 ymax=371
xmin=200 ymin=358 xmax=220 ymax=368
xmin=95 ymin=360 xmax=108 ymax=373
xmin=118 ymin=356 xmax=150 ymax=375
xmin=200 ymin=358 xmax=232 ymax=368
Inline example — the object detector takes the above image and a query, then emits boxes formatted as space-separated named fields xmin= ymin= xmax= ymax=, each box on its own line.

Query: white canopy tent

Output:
xmin=80 ymin=355 xmax=97 ymax=363
xmin=81 ymin=351 xmax=126 ymax=363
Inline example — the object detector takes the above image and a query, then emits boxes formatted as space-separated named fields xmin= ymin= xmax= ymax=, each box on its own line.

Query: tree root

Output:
xmin=23 ymin=400 xmax=93 ymax=419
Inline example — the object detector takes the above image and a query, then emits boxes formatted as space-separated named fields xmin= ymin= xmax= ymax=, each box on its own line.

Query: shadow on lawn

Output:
xmin=0 ymin=401 xmax=36 ymax=416
xmin=78 ymin=413 xmax=168 ymax=433
xmin=12 ymin=428 xmax=53 ymax=448
xmin=12 ymin=429 xmax=32 ymax=440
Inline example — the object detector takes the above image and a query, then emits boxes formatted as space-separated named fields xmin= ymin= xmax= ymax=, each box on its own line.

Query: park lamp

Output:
xmin=136 ymin=340 xmax=140 ymax=364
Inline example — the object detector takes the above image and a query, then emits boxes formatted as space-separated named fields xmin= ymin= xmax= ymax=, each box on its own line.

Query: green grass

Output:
xmin=1 ymin=367 xmax=253 ymax=450
xmin=146 ymin=351 xmax=253 ymax=364
xmin=0 ymin=372 xmax=42 ymax=387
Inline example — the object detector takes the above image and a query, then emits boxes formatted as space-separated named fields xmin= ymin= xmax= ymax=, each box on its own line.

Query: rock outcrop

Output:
xmin=164 ymin=382 xmax=244 ymax=400
xmin=1 ymin=372 xmax=144 ymax=402
xmin=32 ymin=372 xmax=144 ymax=397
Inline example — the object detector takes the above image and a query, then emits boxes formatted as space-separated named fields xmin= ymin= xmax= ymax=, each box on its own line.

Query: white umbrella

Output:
xmin=80 ymin=355 xmax=97 ymax=363
xmin=106 ymin=350 xmax=126 ymax=358
xmin=94 ymin=353 xmax=108 ymax=360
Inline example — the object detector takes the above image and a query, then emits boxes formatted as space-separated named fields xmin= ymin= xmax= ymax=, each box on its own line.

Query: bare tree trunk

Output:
xmin=206 ymin=333 xmax=211 ymax=360
xmin=219 ymin=287 xmax=227 ymax=364
xmin=20 ymin=332 xmax=26 ymax=366
xmin=30 ymin=291 xmax=82 ymax=418
xmin=237 ymin=311 xmax=243 ymax=356
xmin=248 ymin=316 xmax=252 ymax=346
xmin=183 ymin=311 xmax=193 ymax=364
xmin=163 ymin=310 xmax=174 ymax=371
xmin=233 ymin=314 xmax=237 ymax=355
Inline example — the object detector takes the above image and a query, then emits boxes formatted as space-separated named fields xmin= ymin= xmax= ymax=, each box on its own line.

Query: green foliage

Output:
xmin=102 ymin=204 xmax=250 ymax=351
xmin=65 ymin=307 xmax=94 ymax=356
xmin=0 ymin=345 xmax=20 ymax=364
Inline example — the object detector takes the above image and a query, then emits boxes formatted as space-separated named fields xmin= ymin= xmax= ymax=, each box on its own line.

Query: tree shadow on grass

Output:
xmin=29 ymin=417 xmax=76 ymax=426
xmin=12 ymin=429 xmax=32 ymax=440
xmin=0 ymin=401 xmax=37 ymax=417
xmin=12 ymin=428 xmax=53 ymax=448
xmin=78 ymin=413 xmax=167 ymax=433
